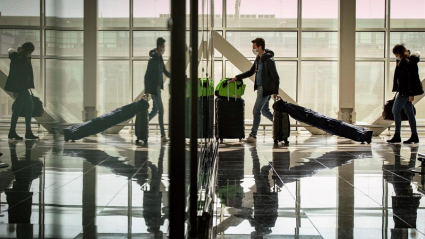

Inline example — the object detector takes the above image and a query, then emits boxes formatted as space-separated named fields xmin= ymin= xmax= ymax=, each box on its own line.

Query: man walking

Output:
xmin=231 ymin=38 xmax=280 ymax=143
xmin=145 ymin=37 xmax=171 ymax=142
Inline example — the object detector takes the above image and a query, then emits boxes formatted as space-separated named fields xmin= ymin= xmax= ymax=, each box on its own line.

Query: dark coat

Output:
xmin=392 ymin=52 xmax=424 ymax=96
xmin=144 ymin=48 xmax=171 ymax=96
xmin=236 ymin=49 xmax=280 ymax=96
xmin=4 ymin=50 xmax=35 ymax=93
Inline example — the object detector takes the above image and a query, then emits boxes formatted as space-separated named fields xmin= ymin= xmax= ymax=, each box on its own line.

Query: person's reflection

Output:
xmin=141 ymin=146 xmax=167 ymax=238
xmin=6 ymin=141 xmax=43 ymax=239
xmin=382 ymin=144 xmax=421 ymax=238
xmin=249 ymin=148 xmax=278 ymax=239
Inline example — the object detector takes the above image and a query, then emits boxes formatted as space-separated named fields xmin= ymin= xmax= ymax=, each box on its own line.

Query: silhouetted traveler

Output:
xmin=387 ymin=44 xmax=424 ymax=144
xmin=5 ymin=42 xmax=39 ymax=140
xmin=230 ymin=38 xmax=280 ymax=143
xmin=145 ymin=37 xmax=171 ymax=142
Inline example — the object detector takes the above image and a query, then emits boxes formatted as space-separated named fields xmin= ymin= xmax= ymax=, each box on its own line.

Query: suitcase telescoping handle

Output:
xmin=226 ymin=80 xmax=237 ymax=101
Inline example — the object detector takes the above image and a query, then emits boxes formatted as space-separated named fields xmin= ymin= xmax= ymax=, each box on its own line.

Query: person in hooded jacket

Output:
xmin=230 ymin=38 xmax=280 ymax=143
xmin=144 ymin=37 xmax=171 ymax=142
xmin=387 ymin=44 xmax=424 ymax=144
xmin=5 ymin=42 xmax=39 ymax=140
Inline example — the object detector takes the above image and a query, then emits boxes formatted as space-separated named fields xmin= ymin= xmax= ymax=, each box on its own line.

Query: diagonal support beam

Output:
xmin=213 ymin=31 xmax=325 ymax=135
xmin=104 ymin=40 xmax=206 ymax=134
xmin=0 ymin=69 xmax=62 ymax=134
xmin=370 ymin=78 xmax=425 ymax=136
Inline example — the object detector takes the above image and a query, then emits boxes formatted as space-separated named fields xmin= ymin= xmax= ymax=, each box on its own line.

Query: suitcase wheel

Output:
xmin=274 ymin=139 xmax=279 ymax=144
xmin=284 ymin=140 xmax=289 ymax=145
xmin=220 ymin=138 xmax=224 ymax=144
xmin=239 ymin=138 xmax=242 ymax=142
xmin=136 ymin=139 xmax=140 ymax=144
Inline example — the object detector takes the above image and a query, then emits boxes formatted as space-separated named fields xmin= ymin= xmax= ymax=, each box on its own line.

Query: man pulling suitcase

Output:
xmin=230 ymin=38 xmax=280 ymax=143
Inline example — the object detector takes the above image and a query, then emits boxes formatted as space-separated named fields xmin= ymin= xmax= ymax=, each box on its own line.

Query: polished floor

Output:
xmin=0 ymin=130 xmax=424 ymax=239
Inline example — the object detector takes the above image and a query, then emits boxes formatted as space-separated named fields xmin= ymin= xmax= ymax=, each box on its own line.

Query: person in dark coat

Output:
xmin=144 ymin=37 xmax=171 ymax=142
xmin=230 ymin=38 xmax=280 ymax=143
xmin=387 ymin=44 xmax=424 ymax=144
xmin=5 ymin=42 xmax=39 ymax=140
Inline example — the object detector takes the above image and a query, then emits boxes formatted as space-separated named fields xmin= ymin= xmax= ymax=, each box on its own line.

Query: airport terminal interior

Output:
xmin=1 ymin=0 xmax=425 ymax=238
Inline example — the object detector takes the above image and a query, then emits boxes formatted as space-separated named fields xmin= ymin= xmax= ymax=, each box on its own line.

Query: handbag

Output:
xmin=382 ymin=93 xmax=416 ymax=121
xmin=12 ymin=89 xmax=44 ymax=117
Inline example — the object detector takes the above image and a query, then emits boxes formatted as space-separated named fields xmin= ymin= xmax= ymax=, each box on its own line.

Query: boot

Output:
xmin=25 ymin=131 xmax=39 ymax=140
xmin=387 ymin=133 xmax=401 ymax=143
xmin=8 ymin=130 xmax=23 ymax=140
xmin=403 ymin=134 xmax=419 ymax=144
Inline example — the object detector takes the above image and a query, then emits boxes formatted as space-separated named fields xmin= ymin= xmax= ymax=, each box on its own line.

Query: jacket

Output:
xmin=144 ymin=48 xmax=171 ymax=96
xmin=236 ymin=49 xmax=280 ymax=96
xmin=392 ymin=52 xmax=424 ymax=96
xmin=4 ymin=49 xmax=35 ymax=93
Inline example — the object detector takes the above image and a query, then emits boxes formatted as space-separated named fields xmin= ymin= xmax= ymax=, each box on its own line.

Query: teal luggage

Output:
xmin=215 ymin=78 xmax=246 ymax=100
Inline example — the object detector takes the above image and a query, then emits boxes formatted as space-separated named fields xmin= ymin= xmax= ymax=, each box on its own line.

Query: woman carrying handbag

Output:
xmin=5 ymin=42 xmax=39 ymax=140
xmin=387 ymin=44 xmax=424 ymax=144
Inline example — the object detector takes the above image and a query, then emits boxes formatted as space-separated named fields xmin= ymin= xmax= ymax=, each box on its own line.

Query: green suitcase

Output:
xmin=215 ymin=78 xmax=246 ymax=100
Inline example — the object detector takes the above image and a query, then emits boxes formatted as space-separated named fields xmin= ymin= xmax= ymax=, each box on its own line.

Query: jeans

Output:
xmin=10 ymin=89 xmax=34 ymax=132
xmin=149 ymin=87 xmax=166 ymax=137
xmin=251 ymin=86 xmax=273 ymax=137
xmin=392 ymin=94 xmax=417 ymax=135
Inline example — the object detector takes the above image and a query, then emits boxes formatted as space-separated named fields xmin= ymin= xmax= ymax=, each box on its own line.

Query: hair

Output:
xmin=156 ymin=37 xmax=166 ymax=48
xmin=21 ymin=42 xmax=35 ymax=54
xmin=392 ymin=44 xmax=409 ymax=60
xmin=251 ymin=38 xmax=265 ymax=51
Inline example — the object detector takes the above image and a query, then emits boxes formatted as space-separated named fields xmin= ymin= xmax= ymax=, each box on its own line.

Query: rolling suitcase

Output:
xmin=215 ymin=97 xmax=245 ymax=143
xmin=135 ymin=107 xmax=149 ymax=144
xmin=63 ymin=99 xmax=149 ymax=142
xmin=273 ymin=109 xmax=290 ymax=145
xmin=273 ymin=100 xmax=373 ymax=144
xmin=185 ymin=96 xmax=214 ymax=139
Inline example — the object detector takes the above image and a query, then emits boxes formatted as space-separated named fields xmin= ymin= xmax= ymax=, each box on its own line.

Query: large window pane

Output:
xmin=356 ymin=0 xmax=385 ymax=29
xmin=46 ymin=0 xmax=84 ymax=28
xmin=0 ymin=29 xmax=40 ymax=55
xmin=300 ymin=62 xmax=338 ymax=117
xmin=302 ymin=32 xmax=338 ymax=58
xmin=98 ymin=31 xmax=129 ymax=57
xmin=390 ymin=32 xmax=425 ymax=59
xmin=46 ymin=30 xmax=84 ymax=57
xmin=302 ymin=0 xmax=338 ymax=29
xmin=226 ymin=32 xmax=297 ymax=58
xmin=133 ymin=31 xmax=170 ymax=57
xmin=132 ymin=61 xmax=147 ymax=100
xmin=355 ymin=62 xmax=384 ymax=124
xmin=46 ymin=60 xmax=84 ymax=123
xmin=98 ymin=61 xmax=130 ymax=115
xmin=226 ymin=0 xmax=297 ymax=28
xmin=133 ymin=0 xmax=170 ymax=27
xmin=391 ymin=0 xmax=425 ymax=28
xmin=98 ymin=0 xmax=129 ymax=28
xmin=0 ymin=0 xmax=40 ymax=26
xmin=356 ymin=32 xmax=385 ymax=58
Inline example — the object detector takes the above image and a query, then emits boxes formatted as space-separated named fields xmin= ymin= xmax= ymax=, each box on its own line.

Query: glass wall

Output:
xmin=1 ymin=0 xmax=425 ymax=128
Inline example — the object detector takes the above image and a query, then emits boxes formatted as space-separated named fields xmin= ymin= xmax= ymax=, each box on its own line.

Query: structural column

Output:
xmin=83 ymin=0 xmax=98 ymax=121
xmin=338 ymin=0 xmax=356 ymax=123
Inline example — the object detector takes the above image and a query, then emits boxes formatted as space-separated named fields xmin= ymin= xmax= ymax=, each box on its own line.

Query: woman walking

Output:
xmin=5 ymin=42 xmax=39 ymax=140
xmin=387 ymin=44 xmax=424 ymax=144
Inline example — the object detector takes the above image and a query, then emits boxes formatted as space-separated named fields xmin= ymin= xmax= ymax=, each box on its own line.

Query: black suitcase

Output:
xmin=63 ymin=100 xmax=149 ymax=142
xmin=273 ymin=100 xmax=372 ymax=144
xmin=135 ymin=108 xmax=149 ymax=144
xmin=273 ymin=110 xmax=290 ymax=145
xmin=185 ymin=96 xmax=214 ymax=139
xmin=215 ymin=97 xmax=245 ymax=143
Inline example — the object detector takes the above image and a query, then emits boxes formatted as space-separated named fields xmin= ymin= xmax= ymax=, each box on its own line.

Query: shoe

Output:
xmin=403 ymin=134 xmax=419 ymax=144
xmin=246 ymin=134 xmax=257 ymax=143
xmin=25 ymin=132 xmax=39 ymax=140
xmin=161 ymin=136 xmax=169 ymax=143
xmin=0 ymin=161 xmax=8 ymax=168
xmin=387 ymin=134 xmax=401 ymax=143
xmin=8 ymin=131 xmax=23 ymax=140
